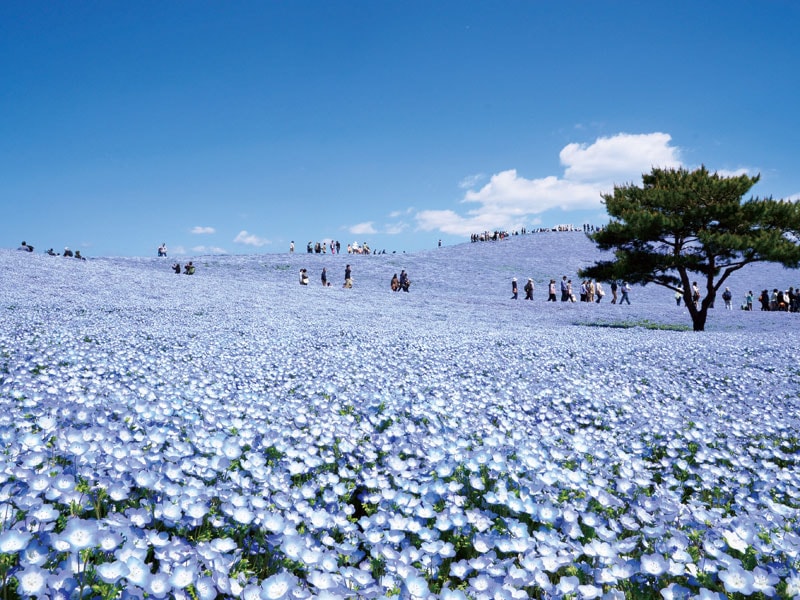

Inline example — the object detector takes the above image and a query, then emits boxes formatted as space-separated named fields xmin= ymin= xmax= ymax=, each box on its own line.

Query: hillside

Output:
xmin=4 ymin=231 xmax=799 ymax=333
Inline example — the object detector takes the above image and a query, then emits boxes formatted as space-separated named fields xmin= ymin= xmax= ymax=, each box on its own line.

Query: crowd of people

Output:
xmin=757 ymin=288 xmax=800 ymax=312
xmin=512 ymin=276 xmax=631 ymax=304
xmin=288 ymin=240 xmax=400 ymax=255
xmin=471 ymin=224 xmax=604 ymax=243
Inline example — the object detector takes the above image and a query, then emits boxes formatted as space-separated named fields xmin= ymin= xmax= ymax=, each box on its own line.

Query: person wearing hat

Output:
xmin=524 ymin=278 xmax=534 ymax=300
xmin=511 ymin=277 xmax=518 ymax=300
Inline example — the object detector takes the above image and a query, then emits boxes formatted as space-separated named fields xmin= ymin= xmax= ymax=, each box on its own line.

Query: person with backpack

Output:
xmin=399 ymin=270 xmax=410 ymax=292
xmin=722 ymin=287 xmax=733 ymax=310
xmin=524 ymin=278 xmax=534 ymax=300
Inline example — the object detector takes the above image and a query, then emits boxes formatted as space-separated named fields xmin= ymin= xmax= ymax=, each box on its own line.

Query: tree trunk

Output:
xmin=691 ymin=308 xmax=708 ymax=331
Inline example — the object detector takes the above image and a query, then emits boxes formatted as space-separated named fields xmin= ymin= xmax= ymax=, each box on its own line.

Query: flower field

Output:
xmin=1 ymin=233 xmax=799 ymax=599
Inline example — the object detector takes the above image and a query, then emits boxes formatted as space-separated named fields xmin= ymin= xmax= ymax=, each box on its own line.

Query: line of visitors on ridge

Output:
xmin=18 ymin=241 xmax=86 ymax=260
xmin=471 ymin=224 xmax=604 ymax=243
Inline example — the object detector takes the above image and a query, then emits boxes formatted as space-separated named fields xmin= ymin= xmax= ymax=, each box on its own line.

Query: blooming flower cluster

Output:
xmin=0 ymin=234 xmax=798 ymax=599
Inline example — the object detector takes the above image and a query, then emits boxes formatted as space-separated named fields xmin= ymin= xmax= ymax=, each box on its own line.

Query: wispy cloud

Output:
xmin=191 ymin=245 xmax=226 ymax=254
xmin=716 ymin=167 xmax=754 ymax=178
xmin=233 ymin=230 xmax=270 ymax=247
xmin=459 ymin=174 xmax=486 ymax=189
xmin=349 ymin=222 xmax=377 ymax=235
xmin=389 ymin=208 xmax=415 ymax=218
xmin=191 ymin=226 xmax=216 ymax=235
xmin=415 ymin=132 xmax=683 ymax=236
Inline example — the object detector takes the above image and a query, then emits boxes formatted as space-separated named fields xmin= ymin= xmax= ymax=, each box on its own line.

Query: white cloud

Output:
xmin=415 ymin=132 xmax=683 ymax=236
xmin=349 ymin=222 xmax=377 ymax=235
xmin=191 ymin=245 xmax=226 ymax=254
xmin=191 ymin=226 xmax=216 ymax=235
xmin=233 ymin=230 xmax=270 ymax=247
xmin=560 ymin=132 xmax=681 ymax=182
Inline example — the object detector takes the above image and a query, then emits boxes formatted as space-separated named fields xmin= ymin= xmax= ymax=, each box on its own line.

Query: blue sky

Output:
xmin=2 ymin=1 xmax=799 ymax=257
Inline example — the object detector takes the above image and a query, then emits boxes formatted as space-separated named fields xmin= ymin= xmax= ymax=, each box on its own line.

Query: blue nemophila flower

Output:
xmin=95 ymin=559 xmax=130 ymax=584
xmin=98 ymin=529 xmax=123 ymax=551
xmin=194 ymin=576 xmax=217 ymax=600
xmin=403 ymin=573 xmax=429 ymax=598
xmin=660 ymin=582 xmax=691 ymax=600
xmin=557 ymin=575 xmax=579 ymax=594
xmin=718 ymin=565 xmax=755 ymax=595
xmin=469 ymin=573 xmax=496 ymax=595
xmin=169 ymin=562 xmax=197 ymax=589
xmin=60 ymin=518 xmax=98 ymax=552
xmin=578 ymin=584 xmax=604 ymax=599
xmin=0 ymin=528 xmax=31 ymax=553
xmin=440 ymin=587 xmax=468 ymax=600
xmin=14 ymin=565 xmax=48 ymax=595
xmin=750 ymin=566 xmax=779 ymax=597
xmin=261 ymin=571 xmax=298 ymax=600
xmin=147 ymin=572 xmax=173 ymax=598
xmin=640 ymin=553 xmax=669 ymax=576
xmin=123 ymin=556 xmax=151 ymax=588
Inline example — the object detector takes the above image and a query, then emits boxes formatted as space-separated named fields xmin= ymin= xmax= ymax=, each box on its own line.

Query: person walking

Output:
xmin=524 ymin=278 xmax=534 ymax=300
xmin=692 ymin=282 xmax=701 ymax=308
xmin=610 ymin=280 xmax=618 ymax=304
xmin=511 ymin=278 xmax=518 ymax=300
xmin=548 ymin=279 xmax=557 ymax=302
xmin=595 ymin=281 xmax=604 ymax=303
xmin=560 ymin=276 xmax=570 ymax=302
xmin=619 ymin=281 xmax=631 ymax=305
xmin=344 ymin=264 xmax=353 ymax=288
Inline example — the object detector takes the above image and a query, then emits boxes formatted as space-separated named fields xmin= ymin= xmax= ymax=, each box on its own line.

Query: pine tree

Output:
xmin=580 ymin=166 xmax=800 ymax=331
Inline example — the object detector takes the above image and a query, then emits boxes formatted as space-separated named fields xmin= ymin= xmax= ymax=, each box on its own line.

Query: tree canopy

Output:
xmin=580 ymin=166 xmax=800 ymax=331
